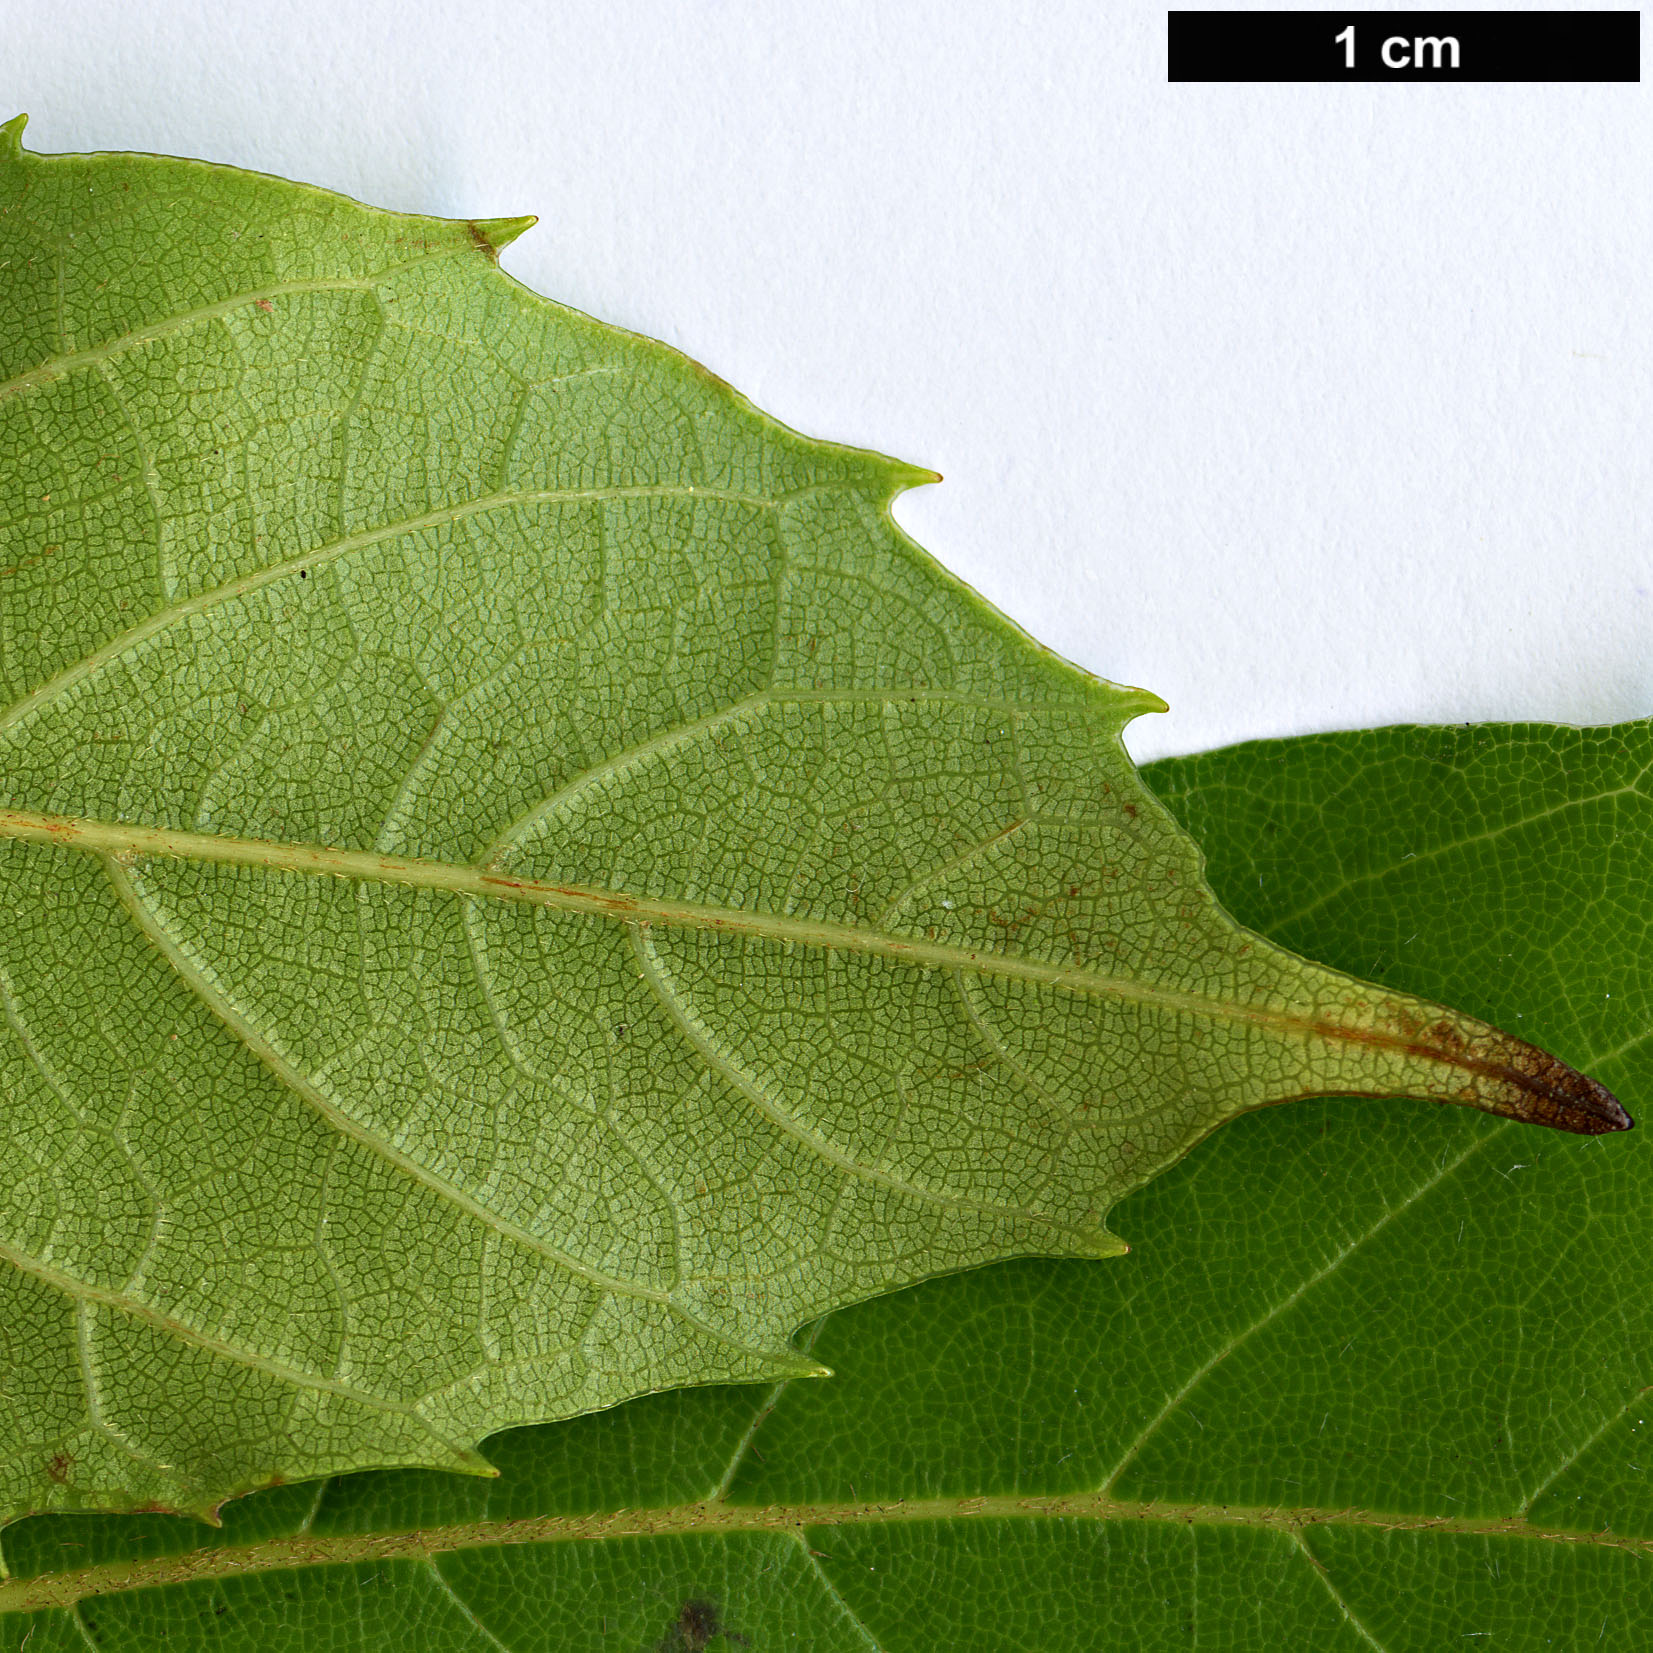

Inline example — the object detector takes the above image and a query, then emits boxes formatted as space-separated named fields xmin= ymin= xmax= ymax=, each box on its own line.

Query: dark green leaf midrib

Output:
xmin=0 ymin=1490 xmax=1637 ymax=1617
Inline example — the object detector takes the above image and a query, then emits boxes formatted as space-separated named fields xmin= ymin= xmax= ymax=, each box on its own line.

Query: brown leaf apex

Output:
xmin=1469 ymin=1034 xmax=1632 ymax=1136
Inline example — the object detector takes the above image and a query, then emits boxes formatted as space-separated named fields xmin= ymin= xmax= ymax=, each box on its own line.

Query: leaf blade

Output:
xmin=3 ymin=716 xmax=1643 ymax=1647
xmin=0 ymin=130 xmax=1624 ymax=1525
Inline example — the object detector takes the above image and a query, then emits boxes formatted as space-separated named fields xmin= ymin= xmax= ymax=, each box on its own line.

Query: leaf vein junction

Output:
xmin=630 ymin=925 xmax=1087 ymax=1235
xmin=1290 ymin=1532 xmax=1393 ymax=1653
xmin=91 ymin=856 xmax=824 ymax=1379
xmin=1264 ymin=784 xmax=1650 ymax=934
xmin=1098 ymin=1129 xmax=1503 ymax=1493
xmin=0 ymin=1234 xmax=425 ymax=1418
xmin=94 ymin=858 xmax=756 ymax=1326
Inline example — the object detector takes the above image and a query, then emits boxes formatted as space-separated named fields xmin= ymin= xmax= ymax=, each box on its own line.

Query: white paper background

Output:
xmin=4 ymin=0 xmax=1648 ymax=760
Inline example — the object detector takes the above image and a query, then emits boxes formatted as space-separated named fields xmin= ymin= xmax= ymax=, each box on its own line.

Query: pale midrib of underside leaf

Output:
xmin=0 ymin=453 xmax=1610 ymax=1116
xmin=0 ymin=785 xmax=1491 ymax=1411
xmin=0 ymin=802 xmax=1604 ymax=1111
xmin=0 ymin=788 xmax=1609 ymax=1458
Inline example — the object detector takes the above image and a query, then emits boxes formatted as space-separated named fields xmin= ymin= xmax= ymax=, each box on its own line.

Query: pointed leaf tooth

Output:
xmin=467 ymin=213 xmax=537 ymax=258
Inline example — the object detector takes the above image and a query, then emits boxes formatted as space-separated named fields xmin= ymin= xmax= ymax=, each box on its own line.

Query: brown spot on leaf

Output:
xmin=654 ymin=1597 xmax=748 ymax=1652
xmin=46 ymin=1453 xmax=70 ymax=1483
xmin=0 ymin=542 xmax=58 ymax=581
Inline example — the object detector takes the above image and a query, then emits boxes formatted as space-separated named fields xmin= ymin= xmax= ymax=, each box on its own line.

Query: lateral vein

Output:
xmin=0 ymin=484 xmax=779 ymax=739
xmin=0 ymin=1234 xmax=425 ymax=1418
xmin=0 ymin=256 xmax=458 ymax=405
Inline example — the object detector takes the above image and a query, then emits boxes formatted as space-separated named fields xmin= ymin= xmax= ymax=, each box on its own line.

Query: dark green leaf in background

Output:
xmin=2 ymin=718 xmax=1649 ymax=1649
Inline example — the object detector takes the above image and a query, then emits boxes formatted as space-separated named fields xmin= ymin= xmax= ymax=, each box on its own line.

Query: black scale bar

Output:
xmin=1169 ymin=10 xmax=1640 ymax=81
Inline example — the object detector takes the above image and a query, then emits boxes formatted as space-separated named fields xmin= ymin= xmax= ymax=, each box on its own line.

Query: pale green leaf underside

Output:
xmin=0 ymin=117 xmax=1607 ymax=1520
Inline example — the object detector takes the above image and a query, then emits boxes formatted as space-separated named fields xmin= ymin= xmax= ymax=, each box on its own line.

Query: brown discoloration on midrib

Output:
xmin=0 ymin=806 xmax=1628 ymax=1137
xmin=1439 ymin=1039 xmax=1628 ymax=1135
xmin=1306 ymin=1013 xmax=1630 ymax=1136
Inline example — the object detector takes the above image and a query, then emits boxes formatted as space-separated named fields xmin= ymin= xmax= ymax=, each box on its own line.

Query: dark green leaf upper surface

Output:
xmin=2 ymin=719 xmax=1649 ymax=1649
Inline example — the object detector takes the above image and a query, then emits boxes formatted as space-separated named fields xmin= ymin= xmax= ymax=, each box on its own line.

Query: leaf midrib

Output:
xmin=0 ymin=1490 xmax=1637 ymax=1616
xmin=0 ymin=802 xmax=1463 ymax=1056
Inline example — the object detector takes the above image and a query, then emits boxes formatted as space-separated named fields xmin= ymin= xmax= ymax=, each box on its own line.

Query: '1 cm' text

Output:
xmin=1334 ymin=25 xmax=1461 ymax=69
